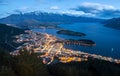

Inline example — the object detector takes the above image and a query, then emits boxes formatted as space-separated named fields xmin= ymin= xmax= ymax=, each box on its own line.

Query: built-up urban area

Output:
xmin=10 ymin=30 xmax=120 ymax=64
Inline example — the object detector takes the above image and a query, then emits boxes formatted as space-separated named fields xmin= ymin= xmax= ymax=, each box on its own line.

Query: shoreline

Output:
xmin=10 ymin=30 xmax=120 ymax=64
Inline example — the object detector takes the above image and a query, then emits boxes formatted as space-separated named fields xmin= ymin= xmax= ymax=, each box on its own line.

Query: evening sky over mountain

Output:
xmin=0 ymin=0 xmax=120 ymax=19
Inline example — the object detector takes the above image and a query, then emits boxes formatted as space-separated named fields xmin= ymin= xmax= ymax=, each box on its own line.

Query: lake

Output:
xmin=32 ymin=22 xmax=120 ymax=59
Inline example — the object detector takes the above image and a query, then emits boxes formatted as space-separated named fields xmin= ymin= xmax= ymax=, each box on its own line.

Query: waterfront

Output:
xmin=32 ymin=22 xmax=120 ymax=59
xmin=10 ymin=30 xmax=120 ymax=64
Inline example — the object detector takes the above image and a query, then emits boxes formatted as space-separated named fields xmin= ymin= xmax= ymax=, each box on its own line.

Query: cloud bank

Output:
xmin=72 ymin=2 xmax=120 ymax=18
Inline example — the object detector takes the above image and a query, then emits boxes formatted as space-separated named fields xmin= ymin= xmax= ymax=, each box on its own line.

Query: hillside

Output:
xmin=1 ymin=48 xmax=120 ymax=76
xmin=0 ymin=23 xmax=25 ymax=51
xmin=103 ymin=18 xmax=120 ymax=30
xmin=48 ymin=59 xmax=120 ymax=76
xmin=16 ymin=19 xmax=41 ymax=28
xmin=16 ymin=19 xmax=62 ymax=29
xmin=0 ymin=49 xmax=49 ymax=76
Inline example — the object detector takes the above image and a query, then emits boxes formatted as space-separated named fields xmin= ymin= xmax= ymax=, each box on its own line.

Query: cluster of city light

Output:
xmin=10 ymin=30 xmax=120 ymax=64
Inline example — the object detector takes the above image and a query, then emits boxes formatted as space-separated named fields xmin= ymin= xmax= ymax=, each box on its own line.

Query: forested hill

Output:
xmin=0 ymin=23 xmax=25 ymax=51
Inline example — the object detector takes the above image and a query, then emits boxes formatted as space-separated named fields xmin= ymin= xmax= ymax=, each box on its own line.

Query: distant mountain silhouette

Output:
xmin=103 ymin=18 xmax=120 ymax=30
xmin=0 ymin=11 xmax=104 ymax=25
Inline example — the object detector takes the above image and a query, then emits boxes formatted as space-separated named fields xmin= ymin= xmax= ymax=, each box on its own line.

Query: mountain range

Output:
xmin=0 ymin=11 xmax=120 ymax=30
xmin=0 ymin=11 xmax=103 ymax=28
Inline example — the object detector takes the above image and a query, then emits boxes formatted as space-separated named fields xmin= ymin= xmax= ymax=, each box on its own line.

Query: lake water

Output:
xmin=32 ymin=22 xmax=120 ymax=59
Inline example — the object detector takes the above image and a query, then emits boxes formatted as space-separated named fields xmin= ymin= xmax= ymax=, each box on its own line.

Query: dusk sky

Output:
xmin=0 ymin=0 xmax=120 ymax=18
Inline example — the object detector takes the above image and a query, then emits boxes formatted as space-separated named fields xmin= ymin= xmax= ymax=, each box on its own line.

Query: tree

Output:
xmin=14 ymin=49 xmax=49 ymax=76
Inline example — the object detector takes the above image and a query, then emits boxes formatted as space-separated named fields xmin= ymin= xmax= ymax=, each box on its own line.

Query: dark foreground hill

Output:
xmin=48 ymin=59 xmax=120 ymax=76
xmin=0 ymin=49 xmax=49 ymax=76
xmin=103 ymin=18 xmax=120 ymax=30
xmin=0 ymin=49 xmax=120 ymax=76
xmin=0 ymin=23 xmax=25 ymax=51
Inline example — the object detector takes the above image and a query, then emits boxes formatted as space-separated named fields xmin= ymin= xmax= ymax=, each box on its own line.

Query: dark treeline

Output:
xmin=1 ymin=49 xmax=120 ymax=76
xmin=48 ymin=59 xmax=120 ymax=76
xmin=0 ymin=49 xmax=49 ymax=76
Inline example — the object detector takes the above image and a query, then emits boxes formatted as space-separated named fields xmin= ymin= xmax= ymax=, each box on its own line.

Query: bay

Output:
xmin=32 ymin=22 xmax=120 ymax=59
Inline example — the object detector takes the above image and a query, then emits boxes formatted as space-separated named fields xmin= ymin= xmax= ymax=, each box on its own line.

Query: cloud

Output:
xmin=60 ymin=10 xmax=96 ymax=17
xmin=77 ymin=2 xmax=115 ymax=12
xmin=61 ymin=10 xmax=84 ymax=16
xmin=72 ymin=2 xmax=120 ymax=18
xmin=50 ymin=6 xmax=59 ymax=10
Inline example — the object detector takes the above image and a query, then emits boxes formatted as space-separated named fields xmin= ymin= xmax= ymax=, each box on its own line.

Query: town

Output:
xmin=10 ymin=30 xmax=120 ymax=64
